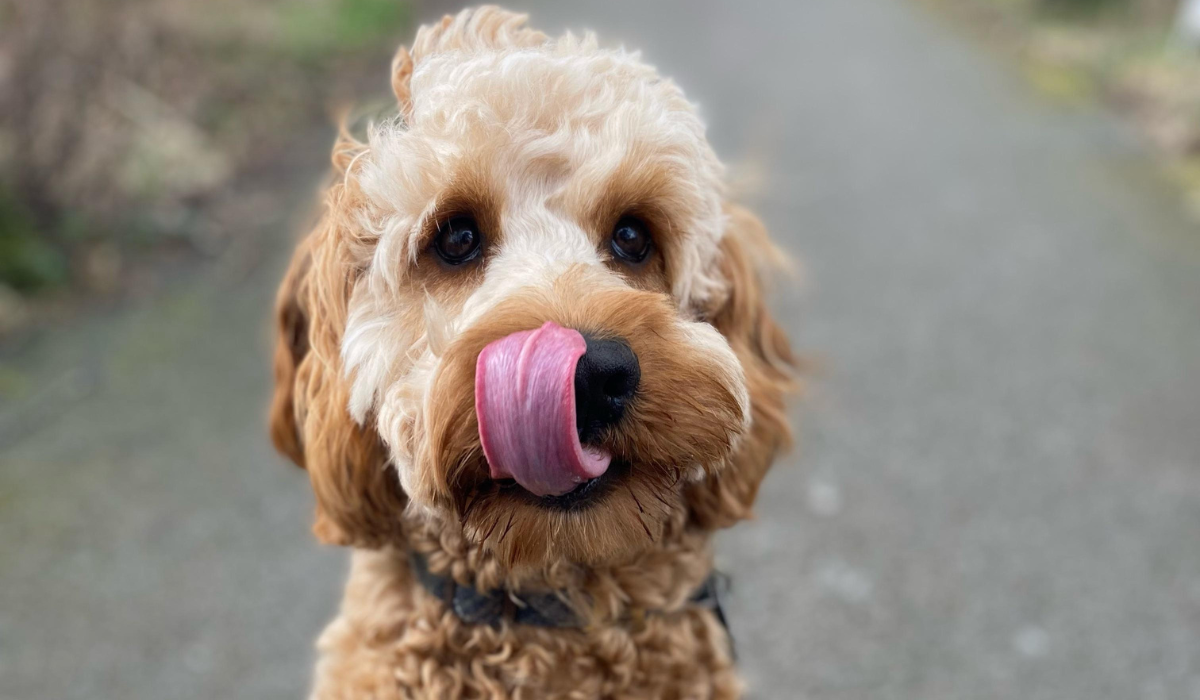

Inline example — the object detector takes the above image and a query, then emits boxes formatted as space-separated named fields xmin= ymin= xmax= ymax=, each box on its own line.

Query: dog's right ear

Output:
xmin=685 ymin=204 xmax=799 ymax=529
xmin=269 ymin=238 xmax=311 ymax=469
xmin=269 ymin=183 xmax=407 ymax=548
xmin=391 ymin=6 xmax=548 ymax=117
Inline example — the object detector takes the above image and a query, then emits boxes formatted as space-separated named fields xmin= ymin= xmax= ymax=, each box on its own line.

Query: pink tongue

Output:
xmin=475 ymin=321 xmax=613 ymax=497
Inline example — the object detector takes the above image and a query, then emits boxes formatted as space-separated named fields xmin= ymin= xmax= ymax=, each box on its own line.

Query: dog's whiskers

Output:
xmin=480 ymin=513 xmax=502 ymax=543
xmin=633 ymin=507 xmax=654 ymax=541
xmin=459 ymin=491 xmax=481 ymax=527
xmin=626 ymin=482 xmax=644 ymax=514
xmin=497 ymin=512 xmax=516 ymax=545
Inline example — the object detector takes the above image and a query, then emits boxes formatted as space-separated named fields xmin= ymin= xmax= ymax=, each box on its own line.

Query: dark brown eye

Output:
xmin=433 ymin=216 xmax=483 ymax=265
xmin=610 ymin=217 xmax=651 ymax=263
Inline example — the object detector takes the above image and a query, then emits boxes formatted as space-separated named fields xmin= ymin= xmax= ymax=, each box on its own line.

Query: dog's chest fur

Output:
xmin=309 ymin=519 xmax=740 ymax=700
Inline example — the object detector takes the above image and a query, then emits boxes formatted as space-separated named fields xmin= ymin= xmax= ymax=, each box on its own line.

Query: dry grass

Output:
xmin=0 ymin=0 xmax=408 ymax=312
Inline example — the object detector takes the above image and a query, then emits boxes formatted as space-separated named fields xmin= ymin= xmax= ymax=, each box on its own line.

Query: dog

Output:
xmin=269 ymin=7 xmax=796 ymax=698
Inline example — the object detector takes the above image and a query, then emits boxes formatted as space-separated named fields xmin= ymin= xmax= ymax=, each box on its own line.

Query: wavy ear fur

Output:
xmin=687 ymin=204 xmax=798 ymax=529
xmin=269 ymin=237 xmax=311 ymax=469
xmin=269 ymin=145 xmax=406 ymax=548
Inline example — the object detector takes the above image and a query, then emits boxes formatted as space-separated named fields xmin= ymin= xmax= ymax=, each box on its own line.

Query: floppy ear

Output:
xmin=391 ymin=6 xmax=548 ymax=116
xmin=269 ymin=237 xmax=311 ymax=468
xmin=687 ymin=204 xmax=799 ymax=529
xmin=268 ymin=152 xmax=406 ymax=548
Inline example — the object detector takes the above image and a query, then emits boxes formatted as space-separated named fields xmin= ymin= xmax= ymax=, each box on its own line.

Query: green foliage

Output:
xmin=1033 ymin=0 xmax=1179 ymax=21
xmin=0 ymin=197 xmax=67 ymax=293
xmin=1038 ymin=0 xmax=1126 ymax=14
xmin=282 ymin=0 xmax=409 ymax=59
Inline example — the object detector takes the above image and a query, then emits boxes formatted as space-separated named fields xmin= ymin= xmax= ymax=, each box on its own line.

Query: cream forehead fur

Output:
xmin=337 ymin=9 xmax=744 ymax=498
xmin=355 ymin=15 xmax=728 ymax=302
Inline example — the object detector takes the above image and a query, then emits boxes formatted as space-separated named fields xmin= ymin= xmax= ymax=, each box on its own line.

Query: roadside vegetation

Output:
xmin=0 ymin=0 xmax=409 ymax=332
xmin=923 ymin=0 xmax=1200 ymax=219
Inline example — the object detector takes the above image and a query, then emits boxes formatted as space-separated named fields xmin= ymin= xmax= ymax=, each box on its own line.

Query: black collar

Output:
xmin=409 ymin=550 xmax=731 ymax=635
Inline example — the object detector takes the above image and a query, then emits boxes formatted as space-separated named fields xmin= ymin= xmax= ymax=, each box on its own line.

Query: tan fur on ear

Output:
xmin=687 ymin=204 xmax=799 ymax=529
xmin=269 ymin=237 xmax=311 ymax=469
xmin=390 ymin=6 xmax=549 ymax=115
xmin=268 ymin=155 xmax=406 ymax=548
xmin=390 ymin=46 xmax=416 ymax=117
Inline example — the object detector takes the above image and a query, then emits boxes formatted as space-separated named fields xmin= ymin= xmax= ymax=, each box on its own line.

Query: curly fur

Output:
xmin=269 ymin=7 xmax=797 ymax=698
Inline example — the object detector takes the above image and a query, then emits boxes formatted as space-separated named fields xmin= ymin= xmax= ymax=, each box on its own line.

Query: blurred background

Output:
xmin=2 ymin=0 xmax=1199 ymax=698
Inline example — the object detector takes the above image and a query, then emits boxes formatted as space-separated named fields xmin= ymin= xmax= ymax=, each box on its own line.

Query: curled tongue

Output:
xmin=475 ymin=321 xmax=613 ymax=497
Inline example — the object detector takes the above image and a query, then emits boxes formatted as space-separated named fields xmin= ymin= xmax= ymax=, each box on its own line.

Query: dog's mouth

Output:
xmin=491 ymin=459 xmax=629 ymax=511
xmin=475 ymin=321 xmax=616 ymax=498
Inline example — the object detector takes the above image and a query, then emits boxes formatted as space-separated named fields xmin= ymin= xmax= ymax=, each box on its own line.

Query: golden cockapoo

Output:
xmin=269 ymin=6 xmax=796 ymax=698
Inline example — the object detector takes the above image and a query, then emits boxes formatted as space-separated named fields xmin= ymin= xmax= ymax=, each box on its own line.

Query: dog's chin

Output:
xmin=452 ymin=456 xmax=688 ymax=569
xmin=499 ymin=459 xmax=630 ymax=512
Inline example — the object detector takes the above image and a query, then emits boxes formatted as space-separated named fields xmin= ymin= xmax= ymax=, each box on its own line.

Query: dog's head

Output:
xmin=270 ymin=7 xmax=795 ymax=569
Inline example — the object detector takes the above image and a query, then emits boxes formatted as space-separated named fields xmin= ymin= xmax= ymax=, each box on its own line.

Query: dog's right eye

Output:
xmin=610 ymin=216 xmax=652 ymax=264
xmin=433 ymin=216 xmax=483 ymax=265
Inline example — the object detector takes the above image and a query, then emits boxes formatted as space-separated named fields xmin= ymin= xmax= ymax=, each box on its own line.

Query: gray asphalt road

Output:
xmin=4 ymin=1 xmax=1200 ymax=698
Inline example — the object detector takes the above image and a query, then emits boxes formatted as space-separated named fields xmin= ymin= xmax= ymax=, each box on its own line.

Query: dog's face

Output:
xmin=271 ymin=8 xmax=794 ymax=569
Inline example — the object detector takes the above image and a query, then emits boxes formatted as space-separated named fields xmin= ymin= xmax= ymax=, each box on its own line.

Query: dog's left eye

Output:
xmin=433 ymin=216 xmax=483 ymax=265
xmin=610 ymin=217 xmax=652 ymax=264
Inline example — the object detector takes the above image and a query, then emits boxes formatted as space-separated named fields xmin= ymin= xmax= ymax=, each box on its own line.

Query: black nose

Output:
xmin=574 ymin=334 xmax=640 ymax=443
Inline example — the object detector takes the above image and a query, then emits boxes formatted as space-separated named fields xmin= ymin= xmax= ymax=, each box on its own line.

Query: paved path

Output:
xmin=4 ymin=1 xmax=1200 ymax=698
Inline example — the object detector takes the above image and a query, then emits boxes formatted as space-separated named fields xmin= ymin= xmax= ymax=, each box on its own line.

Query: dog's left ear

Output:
xmin=391 ymin=6 xmax=549 ymax=117
xmin=268 ymin=162 xmax=407 ymax=548
xmin=687 ymin=204 xmax=799 ymax=529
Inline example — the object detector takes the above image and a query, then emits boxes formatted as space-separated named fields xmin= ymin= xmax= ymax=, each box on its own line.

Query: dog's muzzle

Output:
xmin=474 ymin=321 xmax=639 ymax=497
